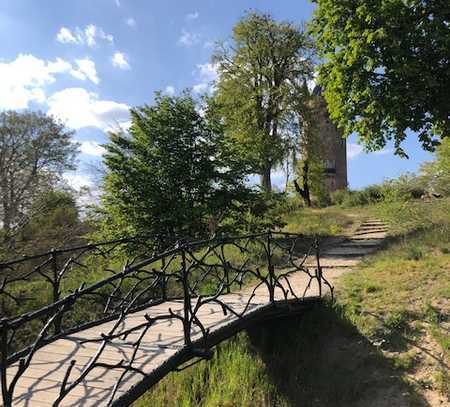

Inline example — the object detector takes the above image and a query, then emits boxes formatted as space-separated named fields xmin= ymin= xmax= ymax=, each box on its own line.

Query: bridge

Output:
xmin=0 ymin=220 xmax=387 ymax=406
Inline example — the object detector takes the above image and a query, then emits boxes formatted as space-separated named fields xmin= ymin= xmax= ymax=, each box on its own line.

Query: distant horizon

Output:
xmin=0 ymin=0 xmax=436 ymax=194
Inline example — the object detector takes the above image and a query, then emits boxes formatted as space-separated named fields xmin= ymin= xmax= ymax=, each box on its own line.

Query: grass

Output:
xmin=136 ymin=305 xmax=425 ymax=407
xmin=136 ymin=198 xmax=450 ymax=406
xmin=281 ymin=205 xmax=358 ymax=236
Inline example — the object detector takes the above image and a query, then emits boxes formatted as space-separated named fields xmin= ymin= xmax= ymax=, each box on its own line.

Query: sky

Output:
xmin=0 ymin=0 xmax=435 ymax=195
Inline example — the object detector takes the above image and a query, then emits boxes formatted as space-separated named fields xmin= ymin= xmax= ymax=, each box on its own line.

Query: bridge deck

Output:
xmin=3 ymin=219 xmax=387 ymax=406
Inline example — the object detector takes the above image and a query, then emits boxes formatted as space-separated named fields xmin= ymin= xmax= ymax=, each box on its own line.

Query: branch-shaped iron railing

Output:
xmin=0 ymin=231 xmax=332 ymax=406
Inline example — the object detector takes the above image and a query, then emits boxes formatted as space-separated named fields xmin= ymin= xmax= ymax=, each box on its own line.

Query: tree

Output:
xmin=310 ymin=0 xmax=450 ymax=156
xmin=214 ymin=12 xmax=314 ymax=192
xmin=420 ymin=138 xmax=450 ymax=196
xmin=9 ymin=190 xmax=87 ymax=256
xmin=0 ymin=111 xmax=78 ymax=242
xmin=101 ymin=92 xmax=252 ymax=248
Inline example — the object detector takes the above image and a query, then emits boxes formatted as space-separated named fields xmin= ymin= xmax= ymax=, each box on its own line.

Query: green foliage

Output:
xmin=0 ymin=110 xmax=78 ymax=241
xmin=420 ymin=138 xmax=450 ymax=196
xmin=214 ymin=12 xmax=314 ymax=191
xmin=136 ymin=332 xmax=277 ymax=407
xmin=331 ymin=185 xmax=384 ymax=207
xmin=22 ymin=191 xmax=83 ymax=244
xmin=331 ymin=175 xmax=428 ymax=208
xmin=282 ymin=204 xmax=352 ymax=236
xmin=138 ymin=305 xmax=420 ymax=407
xmin=310 ymin=0 xmax=450 ymax=155
xmin=0 ymin=189 xmax=88 ymax=260
xmin=101 ymin=92 xmax=255 ymax=247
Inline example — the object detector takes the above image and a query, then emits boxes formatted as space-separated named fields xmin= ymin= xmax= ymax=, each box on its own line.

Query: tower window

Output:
xmin=324 ymin=159 xmax=336 ymax=174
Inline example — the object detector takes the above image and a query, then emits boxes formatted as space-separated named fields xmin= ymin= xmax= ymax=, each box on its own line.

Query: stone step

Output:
xmin=325 ymin=247 xmax=376 ymax=257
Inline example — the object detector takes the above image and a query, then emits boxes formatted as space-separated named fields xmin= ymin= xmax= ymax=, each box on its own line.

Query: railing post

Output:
xmin=315 ymin=239 xmax=322 ymax=297
xmin=225 ymin=260 xmax=231 ymax=294
xmin=180 ymin=247 xmax=192 ymax=347
xmin=51 ymin=249 xmax=62 ymax=334
xmin=1 ymin=321 xmax=10 ymax=406
xmin=161 ymin=256 xmax=167 ymax=301
xmin=267 ymin=231 xmax=275 ymax=302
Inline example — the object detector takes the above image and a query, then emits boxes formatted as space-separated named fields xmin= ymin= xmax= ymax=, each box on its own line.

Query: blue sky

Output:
xmin=0 ymin=0 xmax=434 ymax=193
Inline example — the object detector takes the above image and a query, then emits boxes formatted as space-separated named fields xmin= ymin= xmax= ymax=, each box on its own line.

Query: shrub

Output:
xmin=330 ymin=189 xmax=349 ymax=205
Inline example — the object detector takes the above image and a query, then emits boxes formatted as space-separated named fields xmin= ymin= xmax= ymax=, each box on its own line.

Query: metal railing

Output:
xmin=0 ymin=231 xmax=332 ymax=406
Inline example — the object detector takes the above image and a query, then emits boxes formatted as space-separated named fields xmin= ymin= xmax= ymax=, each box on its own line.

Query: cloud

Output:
xmin=79 ymin=140 xmax=106 ymax=156
xmin=112 ymin=52 xmax=131 ymax=70
xmin=0 ymin=54 xmax=80 ymax=110
xmin=164 ymin=85 xmax=175 ymax=96
xmin=373 ymin=148 xmax=393 ymax=155
xmin=63 ymin=173 xmax=94 ymax=190
xmin=178 ymin=30 xmax=200 ymax=47
xmin=347 ymin=143 xmax=363 ymax=159
xmin=47 ymin=87 xmax=130 ymax=131
xmin=125 ymin=17 xmax=136 ymax=27
xmin=56 ymin=27 xmax=83 ymax=45
xmin=85 ymin=24 xmax=113 ymax=47
xmin=192 ymin=63 xmax=218 ymax=94
xmin=114 ymin=0 xmax=120 ymax=6
xmin=56 ymin=25 xmax=113 ymax=48
xmin=71 ymin=58 xmax=99 ymax=84
xmin=192 ymin=83 xmax=209 ymax=94
xmin=197 ymin=63 xmax=218 ymax=82
xmin=186 ymin=12 xmax=199 ymax=21
xmin=347 ymin=143 xmax=393 ymax=159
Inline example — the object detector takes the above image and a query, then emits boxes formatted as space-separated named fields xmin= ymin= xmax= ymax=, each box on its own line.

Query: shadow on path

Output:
xmin=246 ymin=304 xmax=429 ymax=407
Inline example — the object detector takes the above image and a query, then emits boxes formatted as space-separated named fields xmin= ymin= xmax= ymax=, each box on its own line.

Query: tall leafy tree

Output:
xmin=0 ymin=111 xmax=77 ymax=242
xmin=310 ymin=0 xmax=450 ymax=156
xmin=420 ymin=138 xmax=450 ymax=196
xmin=3 ymin=190 xmax=88 ymax=258
xmin=101 ymin=92 xmax=252 ymax=248
xmin=214 ymin=12 xmax=314 ymax=192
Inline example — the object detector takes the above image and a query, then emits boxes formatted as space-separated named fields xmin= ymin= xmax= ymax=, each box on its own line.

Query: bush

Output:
xmin=339 ymin=186 xmax=384 ymax=207
xmin=330 ymin=174 xmax=427 ymax=208
xmin=330 ymin=189 xmax=349 ymax=205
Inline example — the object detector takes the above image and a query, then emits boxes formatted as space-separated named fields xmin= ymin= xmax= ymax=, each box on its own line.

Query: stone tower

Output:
xmin=311 ymin=86 xmax=348 ymax=192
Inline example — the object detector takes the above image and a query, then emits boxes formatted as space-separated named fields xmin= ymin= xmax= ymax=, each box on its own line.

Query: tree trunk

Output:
xmin=2 ymin=199 xmax=11 ymax=243
xmin=260 ymin=164 xmax=272 ymax=193
xmin=294 ymin=160 xmax=311 ymax=207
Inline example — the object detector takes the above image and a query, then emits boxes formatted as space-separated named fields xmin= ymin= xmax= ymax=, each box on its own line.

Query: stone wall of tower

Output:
xmin=311 ymin=93 xmax=348 ymax=193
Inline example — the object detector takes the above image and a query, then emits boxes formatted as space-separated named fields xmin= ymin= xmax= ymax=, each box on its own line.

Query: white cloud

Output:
xmin=63 ymin=173 xmax=94 ymax=190
xmin=125 ymin=17 xmax=136 ymax=27
xmin=192 ymin=63 xmax=218 ymax=94
xmin=186 ymin=12 xmax=199 ymax=21
xmin=112 ymin=52 xmax=131 ymax=70
xmin=48 ymin=58 xmax=73 ymax=73
xmin=115 ymin=0 xmax=120 ymax=6
xmin=347 ymin=143 xmax=363 ymax=159
xmin=56 ymin=27 xmax=83 ymax=45
xmin=347 ymin=144 xmax=393 ymax=159
xmin=85 ymin=24 xmax=113 ymax=47
xmin=79 ymin=140 xmax=106 ymax=156
xmin=71 ymin=58 xmax=99 ymax=84
xmin=164 ymin=85 xmax=175 ymax=96
xmin=56 ymin=25 xmax=113 ymax=48
xmin=197 ymin=63 xmax=218 ymax=82
xmin=0 ymin=54 xmax=75 ymax=110
xmin=192 ymin=83 xmax=209 ymax=94
xmin=373 ymin=148 xmax=393 ymax=155
xmin=178 ymin=30 xmax=200 ymax=47
xmin=47 ymin=87 xmax=130 ymax=131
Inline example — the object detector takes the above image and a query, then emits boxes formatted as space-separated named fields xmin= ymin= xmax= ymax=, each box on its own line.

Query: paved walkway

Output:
xmin=3 ymin=219 xmax=388 ymax=406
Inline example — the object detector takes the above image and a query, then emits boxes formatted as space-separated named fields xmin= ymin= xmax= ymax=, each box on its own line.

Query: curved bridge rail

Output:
xmin=0 ymin=232 xmax=332 ymax=406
